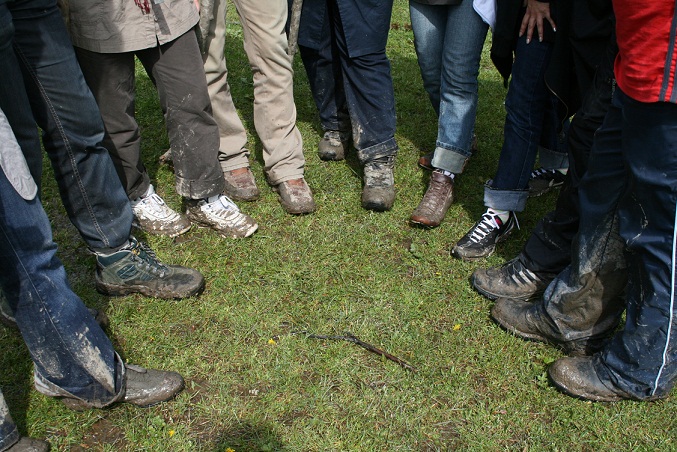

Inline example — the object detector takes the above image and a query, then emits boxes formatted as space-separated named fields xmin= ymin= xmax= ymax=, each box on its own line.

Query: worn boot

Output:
xmin=222 ymin=167 xmax=260 ymax=202
xmin=491 ymin=298 xmax=613 ymax=356
xmin=318 ymin=130 xmax=351 ymax=161
xmin=410 ymin=170 xmax=454 ymax=228
xmin=471 ymin=257 xmax=556 ymax=301
xmin=362 ymin=155 xmax=395 ymax=211
xmin=548 ymin=356 xmax=635 ymax=402
xmin=5 ymin=437 xmax=50 ymax=451
xmin=275 ymin=178 xmax=316 ymax=215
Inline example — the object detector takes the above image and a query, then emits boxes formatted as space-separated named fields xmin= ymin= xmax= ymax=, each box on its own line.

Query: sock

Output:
xmin=487 ymin=208 xmax=510 ymax=224
xmin=433 ymin=168 xmax=455 ymax=179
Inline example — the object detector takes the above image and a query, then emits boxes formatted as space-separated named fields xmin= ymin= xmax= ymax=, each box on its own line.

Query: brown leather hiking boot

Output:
xmin=410 ymin=170 xmax=454 ymax=228
xmin=223 ymin=167 xmax=260 ymax=202
xmin=275 ymin=178 xmax=316 ymax=214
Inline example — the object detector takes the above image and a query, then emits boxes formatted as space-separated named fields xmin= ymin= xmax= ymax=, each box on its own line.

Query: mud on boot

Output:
xmin=361 ymin=155 xmax=395 ymax=211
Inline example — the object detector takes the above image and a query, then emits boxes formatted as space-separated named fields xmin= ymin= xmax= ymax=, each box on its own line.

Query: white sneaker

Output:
xmin=131 ymin=185 xmax=191 ymax=237
xmin=186 ymin=194 xmax=258 ymax=238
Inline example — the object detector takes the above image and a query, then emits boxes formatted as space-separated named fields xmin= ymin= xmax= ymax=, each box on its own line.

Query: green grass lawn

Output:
xmin=2 ymin=2 xmax=676 ymax=450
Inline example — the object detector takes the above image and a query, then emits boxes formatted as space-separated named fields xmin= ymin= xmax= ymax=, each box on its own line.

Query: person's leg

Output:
xmin=0 ymin=389 xmax=20 ymax=452
xmin=409 ymin=1 xmax=487 ymax=228
xmin=8 ymin=0 xmax=133 ymax=251
xmin=329 ymin=0 xmax=398 ymax=211
xmin=592 ymin=92 xmax=677 ymax=400
xmin=491 ymin=90 xmax=628 ymax=356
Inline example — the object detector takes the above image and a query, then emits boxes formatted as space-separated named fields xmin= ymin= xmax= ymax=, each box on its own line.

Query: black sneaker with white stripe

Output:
xmin=471 ymin=257 xmax=556 ymax=301
xmin=451 ymin=211 xmax=518 ymax=261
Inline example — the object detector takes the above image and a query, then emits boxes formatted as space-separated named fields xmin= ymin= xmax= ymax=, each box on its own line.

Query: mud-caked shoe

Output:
xmin=60 ymin=364 xmax=185 ymax=410
xmin=362 ymin=155 xmax=396 ymax=211
xmin=131 ymin=185 xmax=191 ymax=238
xmin=95 ymin=238 xmax=205 ymax=299
xmin=318 ymin=129 xmax=351 ymax=161
xmin=410 ymin=170 xmax=454 ymax=228
xmin=186 ymin=195 xmax=258 ymax=238
xmin=275 ymin=178 xmax=316 ymax=215
xmin=472 ymin=257 xmax=555 ymax=301
xmin=451 ymin=211 xmax=518 ymax=261
xmin=223 ymin=167 xmax=260 ymax=202
xmin=548 ymin=356 xmax=636 ymax=402
xmin=528 ymin=168 xmax=566 ymax=197
xmin=5 ymin=437 xmax=50 ymax=452
xmin=490 ymin=298 xmax=611 ymax=356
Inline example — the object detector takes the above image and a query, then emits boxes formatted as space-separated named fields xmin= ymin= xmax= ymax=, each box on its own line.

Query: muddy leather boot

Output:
xmin=410 ymin=170 xmax=454 ymax=228
xmin=362 ymin=155 xmax=395 ymax=211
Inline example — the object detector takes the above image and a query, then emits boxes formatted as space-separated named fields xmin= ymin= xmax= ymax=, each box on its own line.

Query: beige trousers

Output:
xmin=203 ymin=0 xmax=306 ymax=185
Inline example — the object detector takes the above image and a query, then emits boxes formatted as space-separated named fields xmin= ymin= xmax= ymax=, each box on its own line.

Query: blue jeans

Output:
xmin=0 ymin=118 xmax=121 ymax=450
xmin=298 ymin=0 xmax=398 ymax=162
xmin=1 ymin=0 xmax=132 ymax=251
xmin=484 ymin=35 xmax=560 ymax=212
xmin=409 ymin=0 xmax=488 ymax=174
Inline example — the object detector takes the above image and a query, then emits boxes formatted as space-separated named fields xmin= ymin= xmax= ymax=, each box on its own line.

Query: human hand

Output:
xmin=519 ymin=0 xmax=556 ymax=44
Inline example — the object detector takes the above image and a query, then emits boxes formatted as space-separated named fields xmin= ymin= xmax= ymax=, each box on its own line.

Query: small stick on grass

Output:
xmin=292 ymin=330 xmax=417 ymax=372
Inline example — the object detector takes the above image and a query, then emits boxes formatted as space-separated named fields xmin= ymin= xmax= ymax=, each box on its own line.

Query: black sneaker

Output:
xmin=471 ymin=257 xmax=556 ymax=301
xmin=451 ymin=211 xmax=518 ymax=261
xmin=95 ymin=237 xmax=205 ymax=299
xmin=528 ymin=168 xmax=566 ymax=197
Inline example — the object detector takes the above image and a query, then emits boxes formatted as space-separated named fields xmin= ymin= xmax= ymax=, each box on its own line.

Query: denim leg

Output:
xmin=0 ymin=390 xmax=19 ymax=452
xmin=0 ymin=162 xmax=120 ymax=407
xmin=410 ymin=1 xmax=487 ymax=174
xmin=137 ymin=32 xmax=225 ymax=200
xmin=328 ymin=0 xmax=397 ymax=162
xmin=596 ymin=92 xmax=677 ymax=399
xmin=8 ymin=0 xmax=132 ymax=251
xmin=538 ymin=91 xmax=627 ymax=343
xmin=485 ymin=36 xmax=554 ymax=212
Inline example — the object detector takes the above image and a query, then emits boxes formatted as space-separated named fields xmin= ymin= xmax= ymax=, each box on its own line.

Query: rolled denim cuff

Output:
xmin=33 ymin=352 xmax=125 ymax=409
xmin=538 ymin=146 xmax=569 ymax=170
xmin=357 ymin=137 xmax=398 ymax=163
xmin=431 ymin=144 xmax=471 ymax=174
xmin=484 ymin=181 xmax=529 ymax=212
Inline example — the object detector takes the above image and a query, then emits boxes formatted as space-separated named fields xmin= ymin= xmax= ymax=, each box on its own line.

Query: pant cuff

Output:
xmin=357 ymin=137 xmax=398 ymax=163
xmin=483 ymin=182 xmax=529 ymax=211
xmin=431 ymin=145 xmax=470 ymax=174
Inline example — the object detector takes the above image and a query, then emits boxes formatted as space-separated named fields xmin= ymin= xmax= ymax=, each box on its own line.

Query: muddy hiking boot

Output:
xmin=452 ymin=211 xmax=518 ymax=261
xmin=548 ymin=356 xmax=639 ymax=402
xmin=186 ymin=194 xmax=258 ymax=238
xmin=5 ymin=437 xmax=50 ymax=451
xmin=131 ymin=185 xmax=191 ymax=238
xmin=275 ymin=178 xmax=316 ymax=215
xmin=490 ymin=298 xmax=614 ymax=357
xmin=471 ymin=257 xmax=556 ymax=302
xmin=410 ymin=169 xmax=454 ymax=228
xmin=318 ymin=129 xmax=351 ymax=161
xmin=222 ymin=167 xmax=260 ymax=202
xmin=95 ymin=237 xmax=205 ymax=299
xmin=56 ymin=364 xmax=185 ymax=411
xmin=362 ymin=155 xmax=396 ymax=211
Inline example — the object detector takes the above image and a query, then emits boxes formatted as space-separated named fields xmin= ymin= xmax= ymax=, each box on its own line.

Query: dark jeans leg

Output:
xmin=328 ymin=0 xmax=397 ymax=162
xmin=8 ymin=0 xmax=132 ymax=251
xmin=137 ymin=31 xmax=224 ymax=199
xmin=75 ymin=48 xmax=150 ymax=201
xmin=597 ymin=91 xmax=677 ymax=399
xmin=521 ymin=38 xmax=617 ymax=273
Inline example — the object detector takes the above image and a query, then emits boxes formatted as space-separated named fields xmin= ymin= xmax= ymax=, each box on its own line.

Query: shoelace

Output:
xmin=469 ymin=213 xmax=502 ymax=243
xmin=204 ymin=196 xmax=247 ymax=224
xmin=137 ymin=193 xmax=176 ymax=218
xmin=530 ymin=168 xmax=557 ymax=179
xmin=131 ymin=240 xmax=168 ymax=276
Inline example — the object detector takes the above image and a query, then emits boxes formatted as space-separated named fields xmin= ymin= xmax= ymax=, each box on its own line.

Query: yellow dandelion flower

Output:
xmin=453 ymin=324 xmax=461 ymax=331
xmin=226 ymin=448 xmax=236 ymax=452
xmin=169 ymin=430 xmax=176 ymax=437
xmin=268 ymin=338 xmax=277 ymax=345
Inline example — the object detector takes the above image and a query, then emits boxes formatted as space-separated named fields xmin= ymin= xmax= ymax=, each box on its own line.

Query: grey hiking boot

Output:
xmin=95 ymin=237 xmax=205 ymax=299
xmin=410 ymin=170 xmax=454 ymax=228
xmin=318 ymin=130 xmax=351 ymax=161
xmin=275 ymin=178 xmax=316 ymax=215
xmin=362 ymin=155 xmax=396 ymax=211
xmin=131 ymin=185 xmax=191 ymax=238
xmin=223 ymin=167 xmax=260 ymax=202
xmin=186 ymin=195 xmax=258 ymax=238
xmin=471 ymin=257 xmax=556 ymax=301
xmin=60 ymin=363 xmax=185 ymax=410
xmin=5 ymin=437 xmax=50 ymax=451
xmin=490 ymin=298 xmax=612 ymax=356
